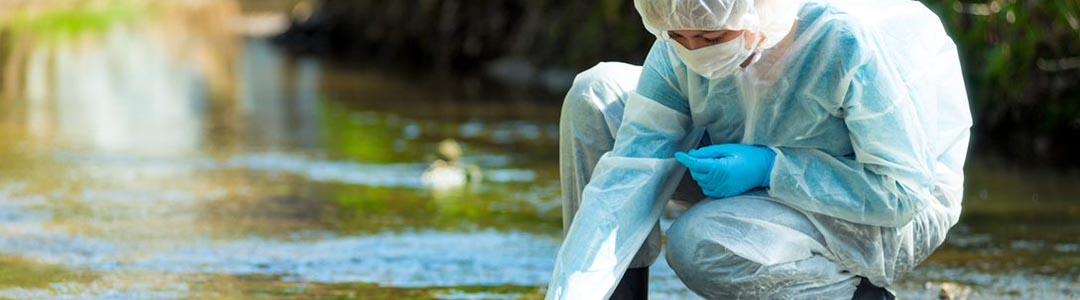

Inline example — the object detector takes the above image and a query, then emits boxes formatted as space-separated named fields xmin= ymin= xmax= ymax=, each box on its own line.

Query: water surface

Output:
xmin=0 ymin=2 xmax=1077 ymax=299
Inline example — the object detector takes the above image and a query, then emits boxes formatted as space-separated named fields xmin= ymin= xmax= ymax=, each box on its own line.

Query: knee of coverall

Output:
xmin=561 ymin=62 xmax=639 ymax=135
xmin=665 ymin=205 xmax=762 ymax=297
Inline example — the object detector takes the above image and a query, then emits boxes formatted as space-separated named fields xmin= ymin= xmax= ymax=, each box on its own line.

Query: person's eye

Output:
xmin=703 ymin=36 xmax=723 ymax=44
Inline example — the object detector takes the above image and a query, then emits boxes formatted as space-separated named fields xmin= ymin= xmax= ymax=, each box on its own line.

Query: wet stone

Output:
xmin=924 ymin=281 xmax=975 ymax=300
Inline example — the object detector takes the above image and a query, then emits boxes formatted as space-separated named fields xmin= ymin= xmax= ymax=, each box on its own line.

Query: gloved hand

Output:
xmin=674 ymin=144 xmax=777 ymax=199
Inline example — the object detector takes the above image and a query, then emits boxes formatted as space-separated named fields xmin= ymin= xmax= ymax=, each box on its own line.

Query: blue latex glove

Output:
xmin=674 ymin=144 xmax=777 ymax=199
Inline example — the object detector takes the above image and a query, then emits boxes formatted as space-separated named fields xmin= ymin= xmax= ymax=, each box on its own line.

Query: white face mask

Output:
xmin=670 ymin=34 xmax=758 ymax=79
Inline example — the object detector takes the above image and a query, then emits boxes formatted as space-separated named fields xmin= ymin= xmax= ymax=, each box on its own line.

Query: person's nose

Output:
xmin=685 ymin=39 xmax=707 ymax=50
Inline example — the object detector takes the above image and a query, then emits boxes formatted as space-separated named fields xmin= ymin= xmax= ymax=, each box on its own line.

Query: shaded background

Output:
xmin=0 ymin=0 xmax=1077 ymax=299
xmin=284 ymin=0 xmax=1080 ymax=166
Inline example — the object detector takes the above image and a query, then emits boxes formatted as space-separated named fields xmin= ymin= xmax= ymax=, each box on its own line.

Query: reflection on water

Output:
xmin=1 ymin=1 xmax=242 ymax=155
xmin=0 ymin=2 xmax=566 ymax=299
xmin=238 ymin=40 xmax=324 ymax=151
xmin=0 ymin=1 xmax=1078 ymax=300
xmin=31 ymin=25 xmax=207 ymax=155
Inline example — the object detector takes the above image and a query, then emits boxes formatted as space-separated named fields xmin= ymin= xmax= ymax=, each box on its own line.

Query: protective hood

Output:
xmin=634 ymin=0 xmax=805 ymax=49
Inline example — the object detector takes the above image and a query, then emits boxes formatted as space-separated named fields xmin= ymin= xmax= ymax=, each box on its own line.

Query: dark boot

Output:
xmin=609 ymin=267 xmax=648 ymax=300
xmin=852 ymin=277 xmax=895 ymax=300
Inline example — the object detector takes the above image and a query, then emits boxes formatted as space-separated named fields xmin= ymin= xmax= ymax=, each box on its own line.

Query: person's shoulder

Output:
xmin=802 ymin=0 xmax=942 ymax=44
xmin=793 ymin=1 xmax=884 ymax=66
xmin=798 ymin=1 xmax=870 ymax=43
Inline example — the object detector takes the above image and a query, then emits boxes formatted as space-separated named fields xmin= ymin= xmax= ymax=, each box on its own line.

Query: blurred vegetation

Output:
xmin=275 ymin=0 xmax=653 ymax=72
xmin=923 ymin=0 xmax=1080 ymax=165
xmin=0 ymin=3 xmax=137 ymax=41
xmin=278 ymin=0 xmax=1080 ymax=166
xmin=1 ymin=0 xmax=1078 ymax=165
xmin=0 ymin=0 xmax=243 ymax=109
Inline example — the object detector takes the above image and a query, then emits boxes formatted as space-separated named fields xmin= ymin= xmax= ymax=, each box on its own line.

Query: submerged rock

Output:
xmin=924 ymin=281 xmax=974 ymax=300
xmin=422 ymin=139 xmax=483 ymax=189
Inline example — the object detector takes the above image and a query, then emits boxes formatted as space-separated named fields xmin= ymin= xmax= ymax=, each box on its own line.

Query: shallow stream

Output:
xmin=0 ymin=2 xmax=1077 ymax=299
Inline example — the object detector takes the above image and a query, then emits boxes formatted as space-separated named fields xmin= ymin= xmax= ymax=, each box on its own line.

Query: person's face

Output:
xmin=668 ymin=30 xmax=756 ymax=50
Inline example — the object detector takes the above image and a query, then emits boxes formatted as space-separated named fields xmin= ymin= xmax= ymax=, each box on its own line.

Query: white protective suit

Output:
xmin=549 ymin=0 xmax=972 ymax=299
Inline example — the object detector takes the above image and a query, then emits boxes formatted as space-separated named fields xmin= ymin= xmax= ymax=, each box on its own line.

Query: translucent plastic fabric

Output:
xmin=664 ymin=196 xmax=863 ymax=299
xmin=546 ymin=0 xmax=971 ymax=299
xmin=634 ymin=0 xmax=805 ymax=49
xmin=550 ymin=84 xmax=706 ymax=300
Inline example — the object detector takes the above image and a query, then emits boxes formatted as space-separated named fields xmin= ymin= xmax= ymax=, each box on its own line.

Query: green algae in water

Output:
xmin=0 ymin=256 xmax=93 ymax=289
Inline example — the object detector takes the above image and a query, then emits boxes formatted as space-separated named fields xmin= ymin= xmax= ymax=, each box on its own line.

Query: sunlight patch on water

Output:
xmin=0 ymin=184 xmax=121 ymax=269
xmin=51 ymin=151 xmax=537 ymax=189
xmin=127 ymin=231 xmax=557 ymax=287
xmin=0 ymin=273 xmax=190 ymax=300
xmin=229 ymin=152 xmax=537 ymax=187
xmin=230 ymin=153 xmax=430 ymax=188
xmin=895 ymin=266 xmax=1080 ymax=300
xmin=436 ymin=291 xmax=521 ymax=300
